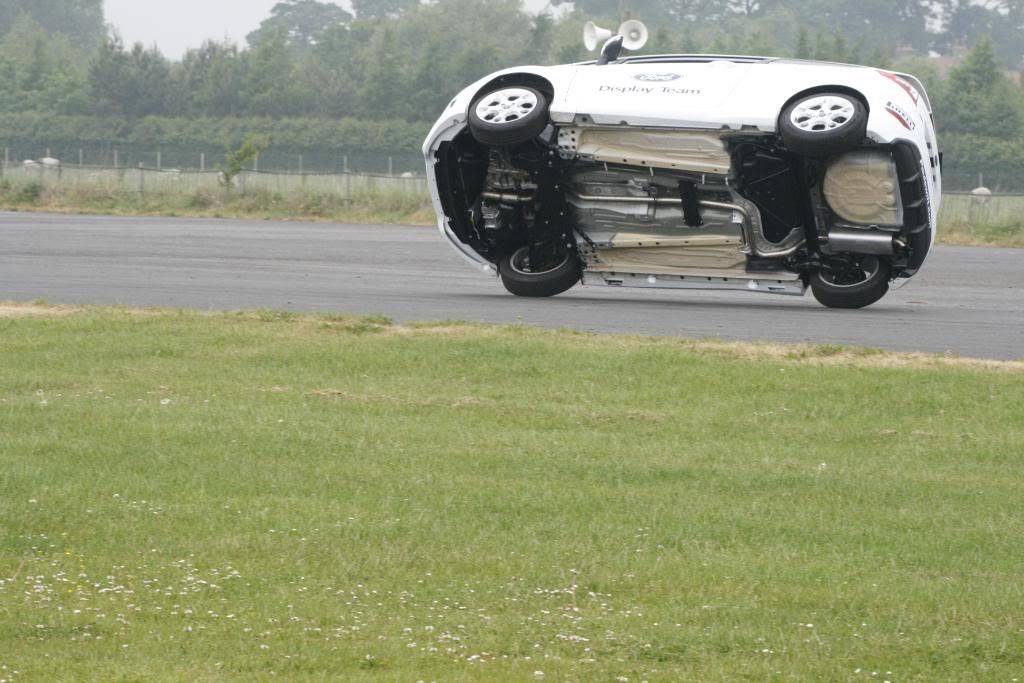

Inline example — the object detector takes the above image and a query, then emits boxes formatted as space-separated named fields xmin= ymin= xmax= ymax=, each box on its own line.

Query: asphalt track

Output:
xmin=2 ymin=212 xmax=1022 ymax=359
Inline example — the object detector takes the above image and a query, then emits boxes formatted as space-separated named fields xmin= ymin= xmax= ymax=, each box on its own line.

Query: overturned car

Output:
xmin=423 ymin=23 xmax=941 ymax=309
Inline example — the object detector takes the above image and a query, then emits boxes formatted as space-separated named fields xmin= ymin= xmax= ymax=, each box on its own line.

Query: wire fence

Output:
xmin=0 ymin=146 xmax=425 ymax=178
xmin=940 ymin=192 xmax=1024 ymax=226
xmin=0 ymin=145 xmax=1021 ymax=192
xmin=0 ymin=163 xmax=429 ymax=201
xmin=939 ymin=168 xmax=1024 ymax=194
xmin=1 ymin=160 xmax=1022 ymax=231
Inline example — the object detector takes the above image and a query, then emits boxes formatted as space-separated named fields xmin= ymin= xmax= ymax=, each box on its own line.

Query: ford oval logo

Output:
xmin=634 ymin=73 xmax=681 ymax=82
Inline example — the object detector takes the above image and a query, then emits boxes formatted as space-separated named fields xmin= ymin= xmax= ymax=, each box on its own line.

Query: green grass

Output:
xmin=939 ymin=194 xmax=1024 ymax=248
xmin=1 ymin=306 xmax=1023 ymax=681
xmin=938 ymin=220 xmax=1024 ymax=248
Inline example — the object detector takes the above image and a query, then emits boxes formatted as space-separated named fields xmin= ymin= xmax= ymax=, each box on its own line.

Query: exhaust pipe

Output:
xmin=824 ymin=229 xmax=896 ymax=256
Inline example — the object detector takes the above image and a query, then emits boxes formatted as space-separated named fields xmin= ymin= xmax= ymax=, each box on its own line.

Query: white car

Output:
xmin=423 ymin=25 xmax=941 ymax=309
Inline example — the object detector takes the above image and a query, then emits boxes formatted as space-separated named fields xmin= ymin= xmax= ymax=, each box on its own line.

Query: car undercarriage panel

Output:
xmin=559 ymin=128 xmax=732 ymax=175
xmin=823 ymin=150 xmax=903 ymax=226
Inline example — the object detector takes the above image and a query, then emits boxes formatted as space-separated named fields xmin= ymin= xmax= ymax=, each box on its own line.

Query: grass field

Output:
xmin=937 ymin=193 xmax=1024 ymax=248
xmin=0 ymin=168 xmax=435 ymax=226
xmin=1 ymin=304 xmax=1022 ymax=681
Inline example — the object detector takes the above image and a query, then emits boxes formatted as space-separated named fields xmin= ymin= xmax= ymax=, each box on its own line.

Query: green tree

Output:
xmin=246 ymin=0 xmax=352 ymax=54
xmin=942 ymin=35 xmax=1023 ymax=138
xmin=526 ymin=13 xmax=557 ymax=64
xmin=219 ymin=133 xmax=269 ymax=194
xmin=240 ymin=32 xmax=307 ymax=117
xmin=935 ymin=0 xmax=1003 ymax=51
xmin=551 ymin=0 xmax=679 ymax=23
xmin=795 ymin=27 xmax=811 ymax=59
xmin=352 ymin=0 xmax=533 ymax=120
xmin=728 ymin=0 xmax=763 ymax=15
xmin=87 ymin=36 xmax=178 ymax=118
xmin=351 ymin=0 xmax=420 ymax=20
xmin=0 ymin=0 xmax=103 ymax=50
xmin=354 ymin=26 xmax=409 ymax=119
xmin=646 ymin=24 xmax=674 ymax=54
xmin=743 ymin=29 xmax=777 ymax=57
xmin=0 ymin=15 xmax=88 ymax=113
xmin=661 ymin=0 xmax=731 ymax=23
xmin=177 ymin=41 xmax=246 ymax=117
xmin=297 ymin=26 xmax=358 ymax=117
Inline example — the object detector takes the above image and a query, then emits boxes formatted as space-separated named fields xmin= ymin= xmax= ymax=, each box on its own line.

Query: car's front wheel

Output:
xmin=498 ymin=245 xmax=581 ymax=298
xmin=469 ymin=86 xmax=550 ymax=146
xmin=810 ymin=255 xmax=890 ymax=309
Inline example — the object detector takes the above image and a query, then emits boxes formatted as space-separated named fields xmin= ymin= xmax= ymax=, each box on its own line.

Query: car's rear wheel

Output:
xmin=780 ymin=93 xmax=867 ymax=157
xmin=469 ymin=86 xmax=550 ymax=146
xmin=810 ymin=255 xmax=890 ymax=309
xmin=499 ymin=245 xmax=581 ymax=298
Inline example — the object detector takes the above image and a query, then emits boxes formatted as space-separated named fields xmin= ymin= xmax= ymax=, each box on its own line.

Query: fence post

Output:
xmin=388 ymin=156 xmax=393 ymax=177
xmin=46 ymin=148 xmax=51 ymax=159
xmin=343 ymin=155 xmax=351 ymax=208
xmin=138 ymin=163 xmax=145 ymax=197
xmin=79 ymin=149 xmax=84 ymax=168
xmin=157 ymin=150 xmax=162 ymax=170
xmin=113 ymin=149 xmax=119 ymax=169
xmin=254 ymin=152 xmax=259 ymax=173
xmin=200 ymin=153 xmax=206 ymax=172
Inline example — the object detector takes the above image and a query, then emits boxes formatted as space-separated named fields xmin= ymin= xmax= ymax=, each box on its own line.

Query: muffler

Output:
xmin=824 ymin=228 xmax=896 ymax=256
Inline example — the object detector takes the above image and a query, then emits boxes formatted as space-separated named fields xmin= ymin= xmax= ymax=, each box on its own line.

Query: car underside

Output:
xmin=428 ymin=58 xmax=938 ymax=309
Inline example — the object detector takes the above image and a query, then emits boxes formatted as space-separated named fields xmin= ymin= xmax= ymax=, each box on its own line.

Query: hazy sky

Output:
xmin=104 ymin=0 xmax=555 ymax=59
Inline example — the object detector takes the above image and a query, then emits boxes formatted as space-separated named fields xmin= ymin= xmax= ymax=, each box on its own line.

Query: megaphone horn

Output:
xmin=583 ymin=21 xmax=615 ymax=52
xmin=618 ymin=19 xmax=649 ymax=51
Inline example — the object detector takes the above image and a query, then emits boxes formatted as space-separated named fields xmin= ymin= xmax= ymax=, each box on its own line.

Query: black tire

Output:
xmin=810 ymin=255 xmax=890 ymax=309
xmin=780 ymin=92 xmax=867 ymax=157
xmin=498 ymin=245 xmax=581 ymax=298
xmin=469 ymin=86 xmax=549 ymax=146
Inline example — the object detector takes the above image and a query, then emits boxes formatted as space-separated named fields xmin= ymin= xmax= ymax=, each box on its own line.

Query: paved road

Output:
xmin=2 ymin=212 xmax=1022 ymax=359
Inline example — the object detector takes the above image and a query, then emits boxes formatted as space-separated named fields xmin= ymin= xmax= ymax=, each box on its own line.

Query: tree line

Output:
xmin=1 ymin=0 xmax=1023 ymax=187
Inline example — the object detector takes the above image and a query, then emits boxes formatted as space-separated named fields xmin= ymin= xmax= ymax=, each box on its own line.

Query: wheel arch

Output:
xmin=471 ymin=73 xmax=555 ymax=109
xmin=777 ymin=85 xmax=871 ymax=127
